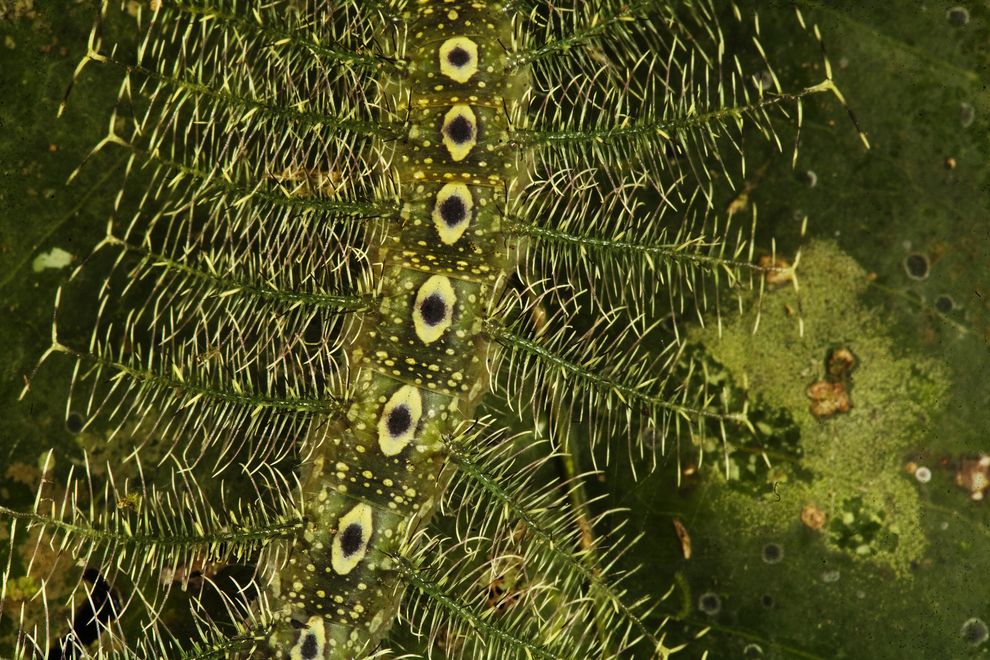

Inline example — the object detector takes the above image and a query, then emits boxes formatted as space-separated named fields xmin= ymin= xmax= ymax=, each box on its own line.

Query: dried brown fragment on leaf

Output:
xmin=115 ymin=492 xmax=141 ymax=511
xmin=759 ymin=255 xmax=795 ymax=287
xmin=807 ymin=346 xmax=857 ymax=418
xmin=955 ymin=455 xmax=990 ymax=501
xmin=672 ymin=518 xmax=692 ymax=559
xmin=806 ymin=380 xmax=850 ymax=418
xmin=827 ymin=347 xmax=857 ymax=380
xmin=801 ymin=503 xmax=827 ymax=531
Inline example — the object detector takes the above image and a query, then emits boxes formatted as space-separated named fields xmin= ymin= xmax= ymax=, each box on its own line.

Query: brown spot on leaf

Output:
xmin=955 ymin=455 xmax=990 ymax=501
xmin=807 ymin=380 xmax=850 ymax=418
xmin=801 ymin=503 xmax=827 ymax=531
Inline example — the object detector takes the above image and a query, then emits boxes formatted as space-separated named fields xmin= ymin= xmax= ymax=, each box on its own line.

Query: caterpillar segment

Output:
xmin=266 ymin=2 xmax=530 ymax=657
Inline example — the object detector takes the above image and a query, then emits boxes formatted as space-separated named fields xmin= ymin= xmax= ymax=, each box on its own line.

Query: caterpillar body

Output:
xmin=266 ymin=3 xmax=529 ymax=657
xmin=0 ymin=0 xmax=840 ymax=657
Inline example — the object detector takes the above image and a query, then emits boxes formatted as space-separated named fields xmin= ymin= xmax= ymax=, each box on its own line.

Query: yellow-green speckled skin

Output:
xmin=265 ymin=2 xmax=529 ymax=657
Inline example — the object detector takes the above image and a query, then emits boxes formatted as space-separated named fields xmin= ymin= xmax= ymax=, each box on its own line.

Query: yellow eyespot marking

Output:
xmin=441 ymin=105 xmax=477 ymax=162
xmin=439 ymin=37 xmax=478 ymax=83
xmin=432 ymin=183 xmax=473 ymax=245
xmin=413 ymin=275 xmax=456 ymax=344
xmin=378 ymin=385 xmax=423 ymax=456
xmin=290 ymin=615 xmax=325 ymax=660
xmin=331 ymin=503 xmax=373 ymax=575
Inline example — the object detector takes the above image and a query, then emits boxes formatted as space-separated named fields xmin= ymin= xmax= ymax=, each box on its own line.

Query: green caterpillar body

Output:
xmin=268 ymin=3 xmax=528 ymax=656
xmin=0 ymin=0 xmax=841 ymax=657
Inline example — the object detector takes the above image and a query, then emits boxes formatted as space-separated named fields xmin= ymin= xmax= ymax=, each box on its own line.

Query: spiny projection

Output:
xmin=0 ymin=0 xmax=846 ymax=658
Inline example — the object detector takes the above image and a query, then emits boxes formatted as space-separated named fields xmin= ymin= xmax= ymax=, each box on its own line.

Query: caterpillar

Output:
xmin=0 ymin=0 xmax=844 ymax=658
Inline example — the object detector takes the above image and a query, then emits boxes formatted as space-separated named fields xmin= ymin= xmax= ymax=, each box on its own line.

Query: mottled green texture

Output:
xmin=611 ymin=236 xmax=987 ymax=656
xmin=699 ymin=240 xmax=946 ymax=575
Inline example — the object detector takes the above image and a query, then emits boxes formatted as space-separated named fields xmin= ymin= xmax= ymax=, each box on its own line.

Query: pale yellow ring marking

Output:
xmin=331 ymin=503 xmax=373 ymax=575
xmin=439 ymin=37 xmax=478 ymax=83
xmin=441 ymin=105 xmax=477 ymax=162
xmin=432 ymin=183 xmax=474 ymax=245
xmin=289 ymin=616 xmax=325 ymax=660
xmin=413 ymin=275 xmax=456 ymax=344
xmin=378 ymin=385 xmax=423 ymax=456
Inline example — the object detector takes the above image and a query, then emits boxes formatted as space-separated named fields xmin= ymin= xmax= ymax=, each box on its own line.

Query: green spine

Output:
xmin=267 ymin=2 xmax=530 ymax=657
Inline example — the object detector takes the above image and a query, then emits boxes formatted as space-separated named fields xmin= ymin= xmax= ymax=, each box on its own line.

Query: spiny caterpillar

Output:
xmin=1 ymin=0 xmax=842 ymax=657
xmin=265 ymin=3 xmax=530 ymax=656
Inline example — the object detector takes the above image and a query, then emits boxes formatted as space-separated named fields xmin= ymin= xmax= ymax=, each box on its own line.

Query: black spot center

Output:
xmin=299 ymin=632 xmax=319 ymax=659
xmin=445 ymin=115 xmax=474 ymax=144
xmin=439 ymin=195 xmax=467 ymax=227
xmin=447 ymin=46 xmax=471 ymax=67
xmin=339 ymin=523 xmax=364 ymax=557
xmin=387 ymin=404 xmax=412 ymax=437
xmin=420 ymin=293 xmax=447 ymax=326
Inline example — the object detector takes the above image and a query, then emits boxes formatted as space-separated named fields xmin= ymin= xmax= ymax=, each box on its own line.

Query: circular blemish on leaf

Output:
xmin=903 ymin=253 xmax=929 ymax=281
xmin=946 ymin=6 xmax=970 ymax=27
xmin=961 ymin=618 xmax=988 ymax=646
xmin=761 ymin=542 xmax=784 ymax=564
xmin=66 ymin=411 xmax=85 ymax=434
xmin=698 ymin=591 xmax=721 ymax=615
xmin=960 ymin=102 xmax=975 ymax=128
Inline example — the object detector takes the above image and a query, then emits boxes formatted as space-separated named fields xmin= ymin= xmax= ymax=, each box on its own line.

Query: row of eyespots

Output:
xmin=305 ymin=35 xmax=485 ymax=646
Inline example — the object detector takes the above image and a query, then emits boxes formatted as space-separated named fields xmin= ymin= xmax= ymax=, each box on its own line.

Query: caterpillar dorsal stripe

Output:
xmin=267 ymin=4 xmax=531 ymax=655
xmin=1 ymin=0 xmax=845 ymax=657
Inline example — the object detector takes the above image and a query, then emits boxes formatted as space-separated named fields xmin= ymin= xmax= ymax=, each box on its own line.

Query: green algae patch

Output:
xmin=695 ymin=240 xmax=948 ymax=576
